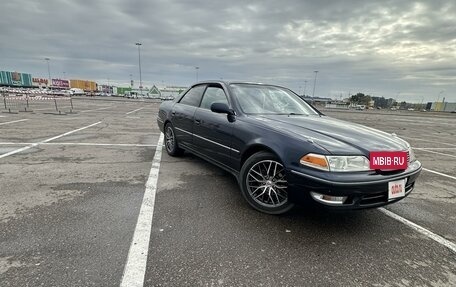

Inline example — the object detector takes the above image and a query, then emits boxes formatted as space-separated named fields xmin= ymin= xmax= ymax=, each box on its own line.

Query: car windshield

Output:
xmin=230 ymin=84 xmax=318 ymax=115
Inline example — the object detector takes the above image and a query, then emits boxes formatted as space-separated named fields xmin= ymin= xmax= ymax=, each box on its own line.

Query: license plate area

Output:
xmin=370 ymin=151 xmax=408 ymax=170
xmin=388 ymin=179 xmax=406 ymax=200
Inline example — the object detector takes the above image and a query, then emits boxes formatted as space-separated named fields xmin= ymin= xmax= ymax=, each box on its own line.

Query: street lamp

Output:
xmin=63 ymin=71 xmax=66 ymax=79
xmin=195 ymin=66 xmax=200 ymax=82
xmin=312 ymin=70 xmax=318 ymax=97
xmin=135 ymin=42 xmax=142 ymax=95
xmin=44 ymin=57 xmax=51 ymax=88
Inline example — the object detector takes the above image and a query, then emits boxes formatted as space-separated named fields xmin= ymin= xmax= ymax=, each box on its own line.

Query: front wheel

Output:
xmin=164 ymin=123 xmax=184 ymax=156
xmin=240 ymin=151 xmax=294 ymax=214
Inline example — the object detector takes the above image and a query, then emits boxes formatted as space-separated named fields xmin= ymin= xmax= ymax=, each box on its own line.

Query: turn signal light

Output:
xmin=300 ymin=154 xmax=329 ymax=171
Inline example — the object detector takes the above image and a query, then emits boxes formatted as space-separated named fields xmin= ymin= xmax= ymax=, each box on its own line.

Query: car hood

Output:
xmin=250 ymin=115 xmax=409 ymax=155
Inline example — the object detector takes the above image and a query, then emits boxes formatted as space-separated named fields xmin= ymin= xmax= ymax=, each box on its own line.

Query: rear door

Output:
xmin=171 ymin=85 xmax=206 ymax=148
xmin=193 ymin=85 xmax=235 ymax=169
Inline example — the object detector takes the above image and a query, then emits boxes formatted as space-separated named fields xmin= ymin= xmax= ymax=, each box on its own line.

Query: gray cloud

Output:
xmin=0 ymin=0 xmax=455 ymax=101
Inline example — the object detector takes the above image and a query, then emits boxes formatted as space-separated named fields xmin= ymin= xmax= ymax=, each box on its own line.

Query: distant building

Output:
xmin=158 ymin=85 xmax=187 ymax=99
xmin=368 ymin=100 xmax=375 ymax=108
xmin=149 ymin=85 xmax=161 ymax=98
xmin=114 ymin=87 xmax=131 ymax=95
xmin=300 ymin=96 xmax=332 ymax=106
xmin=431 ymin=101 xmax=456 ymax=112
xmin=325 ymin=101 xmax=350 ymax=109
xmin=70 ymin=79 xmax=97 ymax=92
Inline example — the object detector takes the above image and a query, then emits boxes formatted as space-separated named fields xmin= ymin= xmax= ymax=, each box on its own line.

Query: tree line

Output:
xmin=349 ymin=93 xmax=424 ymax=109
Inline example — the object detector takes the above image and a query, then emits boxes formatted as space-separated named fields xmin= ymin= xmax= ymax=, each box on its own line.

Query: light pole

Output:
xmin=63 ymin=71 xmax=66 ymax=79
xmin=303 ymin=80 xmax=308 ymax=96
xmin=44 ymin=57 xmax=51 ymax=88
xmin=312 ymin=70 xmax=318 ymax=97
xmin=195 ymin=66 xmax=200 ymax=82
xmin=135 ymin=42 xmax=142 ymax=95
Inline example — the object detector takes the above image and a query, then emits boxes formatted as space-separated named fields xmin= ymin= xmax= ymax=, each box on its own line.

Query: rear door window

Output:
xmin=179 ymin=85 xmax=206 ymax=107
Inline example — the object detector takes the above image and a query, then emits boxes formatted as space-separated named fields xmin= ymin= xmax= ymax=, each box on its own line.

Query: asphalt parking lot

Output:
xmin=1 ymin=98 xmax=455 ymax=286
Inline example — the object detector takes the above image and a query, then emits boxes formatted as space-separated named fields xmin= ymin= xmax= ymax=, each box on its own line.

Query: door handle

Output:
xmin=171 ymin=111 xmax=176 ymax=115
xmin=194 ymin=119 xmax=201 ymax=125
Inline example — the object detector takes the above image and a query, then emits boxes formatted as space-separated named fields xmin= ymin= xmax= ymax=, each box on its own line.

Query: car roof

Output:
xmin=191 ymin=80 xmax=288 ymax=89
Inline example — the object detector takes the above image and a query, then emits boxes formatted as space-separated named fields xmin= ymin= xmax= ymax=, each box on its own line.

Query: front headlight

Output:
xmin=326 ymin=155 xmax=370 ymax=172
xmin=300 ymin=154 xmax=371 ymax=172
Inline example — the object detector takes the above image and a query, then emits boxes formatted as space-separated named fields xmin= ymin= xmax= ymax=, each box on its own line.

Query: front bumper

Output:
xmin=157 ymin=117 xmax=165 ymax=133
xmin=287 ymin=160 xmax=422 ymax=209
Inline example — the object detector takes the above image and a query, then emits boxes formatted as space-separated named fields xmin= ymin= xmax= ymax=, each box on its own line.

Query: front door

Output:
xmin=193 ymin=86 xmax=235 ymax=169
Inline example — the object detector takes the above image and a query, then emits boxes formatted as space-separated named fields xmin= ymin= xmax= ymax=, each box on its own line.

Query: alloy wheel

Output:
xmin=165 ymin=126 xmax=175 ymax=152
xmin=246 ymin=160 xmax=288 ymax=207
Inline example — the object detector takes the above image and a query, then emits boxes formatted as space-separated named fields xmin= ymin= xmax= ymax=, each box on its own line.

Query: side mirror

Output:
xmin=210 ymin=103 xmax=234 ymax=115
xmin=210 ymin=102 xmax=236 ymax=122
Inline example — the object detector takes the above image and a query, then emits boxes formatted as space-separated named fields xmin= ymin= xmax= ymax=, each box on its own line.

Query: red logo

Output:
xmin=370 ymin=151 xmax=408 ymax=170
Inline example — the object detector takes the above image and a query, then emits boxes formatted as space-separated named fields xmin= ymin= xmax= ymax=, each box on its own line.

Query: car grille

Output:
xmin=359 ymin=192 xmax=388 ymax=205
xmin=358 ymin=181 xmax=414 ymax=206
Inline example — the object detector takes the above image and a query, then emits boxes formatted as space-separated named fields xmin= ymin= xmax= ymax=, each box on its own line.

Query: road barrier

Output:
xmin=3 ymin=96 xmax=26 ymax=113
xmin=2 ymin=94 xmax=74 ymax=114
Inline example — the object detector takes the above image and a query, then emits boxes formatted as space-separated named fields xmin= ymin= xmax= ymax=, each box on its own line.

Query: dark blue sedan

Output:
xmin=157 ymin=81 xmax=422 ymax=214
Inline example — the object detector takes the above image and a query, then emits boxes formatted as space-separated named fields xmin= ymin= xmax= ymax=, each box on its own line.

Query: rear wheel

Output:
xmin=164 ymin=123 xmax=184 ymax=156
xmin=240 ymin=151 xmax=294 ymax=214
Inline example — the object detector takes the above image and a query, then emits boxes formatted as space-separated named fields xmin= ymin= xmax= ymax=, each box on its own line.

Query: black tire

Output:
xmin=164 ymin=123 xmax=184 ymax=156
xmin=240 ymin=151 xmax=294 ymax=214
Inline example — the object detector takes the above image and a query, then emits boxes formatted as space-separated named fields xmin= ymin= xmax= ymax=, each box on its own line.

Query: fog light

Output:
xmin=310 ymin=192 xmax=347 ymax=206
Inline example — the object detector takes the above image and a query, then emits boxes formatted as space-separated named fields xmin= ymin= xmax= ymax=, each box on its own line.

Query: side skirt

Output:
xmin=179 ymin=143 xmax=240 ymax=183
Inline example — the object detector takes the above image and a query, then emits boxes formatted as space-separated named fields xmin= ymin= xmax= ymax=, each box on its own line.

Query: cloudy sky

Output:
xmin=1 ymin=0 xmax=455 ymax=102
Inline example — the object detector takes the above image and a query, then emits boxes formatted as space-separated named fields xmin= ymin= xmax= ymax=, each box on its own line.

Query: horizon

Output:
xmin=1 ymin=0 xmax=455 ymax=102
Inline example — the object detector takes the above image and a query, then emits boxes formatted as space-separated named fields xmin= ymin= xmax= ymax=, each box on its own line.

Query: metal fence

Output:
xmin=2 ymin=94 xmax=74 ymax=114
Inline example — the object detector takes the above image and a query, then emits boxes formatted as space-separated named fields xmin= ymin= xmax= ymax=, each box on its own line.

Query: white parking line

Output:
xmin=413 ymin=148 xmax=456 ymax=158
xmin=422 ymin=168 xmax=456 ymax=180
xmin=121 ymin=133 xmax=164 ymax=287
xmin=45 ymin=142 xmax=157 ymax=147
xmin=0 ymin=121 xmax=102 ymax=159
xmin=0 ymin=142 xmax=159 ymax=147
xmin=126 ymin=107 xmax=145 ymax=115
xmin=0 ymin=119 xmax=28 ymax=126
xmin=379 ymin=208 xmax=456 ymax=254
xmin=417 ymin=146 xmax=456 ymax=151
xmin=0 ymin=142 xmax=35 ymax=145
xmin=401 ymin=136 xmax=456 ymax=147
